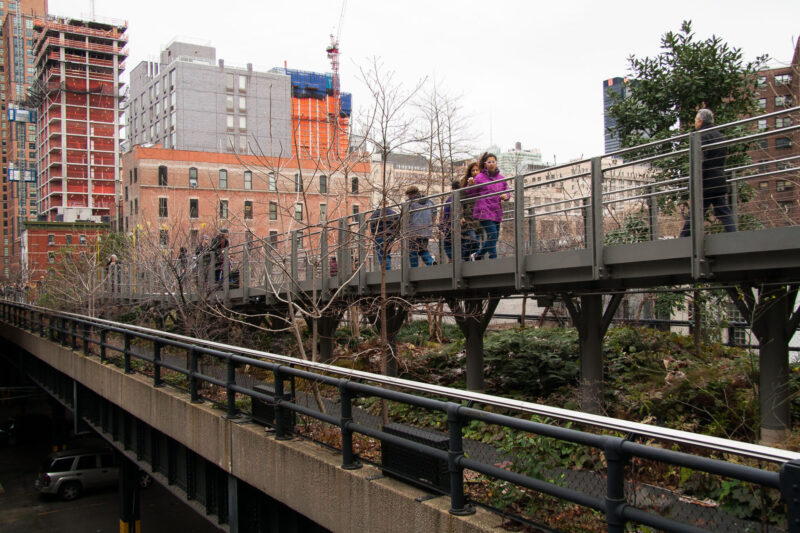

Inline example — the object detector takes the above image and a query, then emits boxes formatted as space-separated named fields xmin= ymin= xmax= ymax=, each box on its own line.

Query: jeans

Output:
xmin=680 ymin=189 xmax=737 ymax=237
xmin=374 ymin=237 xmax=393 ymax=270
xmin=410 ymin=237 xmax=435 ymax=267
xmin=475 ymin=220 xmax=499 ymax=259
xmin=443 ymin=229 xmax=479 ymax=261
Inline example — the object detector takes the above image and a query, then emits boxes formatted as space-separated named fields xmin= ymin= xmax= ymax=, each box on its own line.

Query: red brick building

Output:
xmin=121 ymin=146 xmax=371 ymax=253
xmin=20 ymin=220 xmax=107 ymax=281
xmin=747 ymin=38 xmax=800 ymax=224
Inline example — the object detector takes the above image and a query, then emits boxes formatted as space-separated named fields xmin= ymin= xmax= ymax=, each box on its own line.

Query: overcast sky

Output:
xmin=49 ymin=0 xmax=800 ymax=164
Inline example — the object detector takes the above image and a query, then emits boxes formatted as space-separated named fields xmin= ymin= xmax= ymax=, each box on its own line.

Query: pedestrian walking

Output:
xmin=466 ymin=153 xmax=510 ymax=260
xmin=680 ymin=108 xmax=736 ymax=237
xmin=405 ymin=186 xmax=437 ymax=267
xmin=368 ymin=200 xmax=399 ymax=270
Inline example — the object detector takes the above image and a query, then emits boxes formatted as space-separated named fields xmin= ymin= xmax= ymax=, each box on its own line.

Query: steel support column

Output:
xmin=119 ymin=457 xmax=141 ymax=533
xmin=448 ymin=296 xmax=500 ymax=392
xmin=563 ymin=293 xmax=624 ymax=414
xmin=728 ymin=284 xmax=800 ymax=444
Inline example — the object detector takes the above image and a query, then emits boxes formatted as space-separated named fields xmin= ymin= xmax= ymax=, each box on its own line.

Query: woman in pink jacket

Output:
xmin=467 ymin=152 xmax=510 ymax=260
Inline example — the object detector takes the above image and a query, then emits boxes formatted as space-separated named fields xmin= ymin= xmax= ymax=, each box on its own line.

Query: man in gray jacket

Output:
xmin=405 ymin=186 xmax=437 ymax=267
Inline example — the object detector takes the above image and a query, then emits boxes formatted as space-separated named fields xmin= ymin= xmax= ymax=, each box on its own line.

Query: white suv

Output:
xmin=35 ymin=447 xmax=152 ymax=501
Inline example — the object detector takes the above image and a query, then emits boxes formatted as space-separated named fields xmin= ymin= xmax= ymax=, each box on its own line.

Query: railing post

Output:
xmin=189 ymin=348 xmax=200 ymax=403
xmin=604 ymin=437 xmax=628 ymax=533
xmin=730 ymin=170 xmax=739 ymax=230
xmin=82 ymin=322 xmax=89 ymax=356
xmin=514 ymin=175 xmax=529 ymax=291
xmin=321 ymin=225 xmax=329 ymax=298
xmin=400 ymin=203 xmax=411 ymax=296
xmin=337 ymin=218 xmax=347 ymax=288
xmin=153 ymin=341 xmax=162 ymax=387
xmin=356 ymin=214 xmax=367 ymax=293
xmin=689 ymin=131 xmax=710 ymax=279
xmin=648 ymin=184 xmax=659 ymax=241
xmin=225 ymin=355 xmax=237 ymax=418
xmin=291 ymin=231 xmax=299 ymax=293
xmin=70 ymin=320 xmax=77 ymax=350
xmin=590 ymin=157 xmax=607 ymax=279
xmin=123 ymin=333 xmax=132 ymax=374
xmin=447 ymin=404 xmax=474 ymax=516
xmin=223 ymin=247 xmax=230 ymax=305
xmin=528 ymin=207 xmax=537 ymax=253
xmin=264 ymin=241 xmax=274 ymax=304
xmin=339 ymin=382 xmax=361 ymax=470
xmin=452 ymin=189 xmax=464 ymax=290
xmin=38 ymin=311 xmax=45 ymax=337
xmin=273 ymin=368 xmax=291 ymax=440
xmin=99 ymin=329 xmax=107 ymax=363
xmin=242 ymin=240 xmax=250 ymax=301
xmin=780 ymin=459 xmax=800 ymax=532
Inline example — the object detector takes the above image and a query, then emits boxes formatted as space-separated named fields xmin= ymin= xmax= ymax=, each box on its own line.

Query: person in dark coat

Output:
xmin=209 ymin=230 xmax=229 ymax=282
xmin=680 ymin=108 xmax=736 ymax=237
xmin=369 ymin=200 xmax=399 ymax=270
xmin=405 ymin=186 xmax=437 ymax=267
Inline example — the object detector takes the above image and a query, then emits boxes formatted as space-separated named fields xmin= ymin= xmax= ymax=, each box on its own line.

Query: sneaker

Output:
xmin=470 ymin=252 xmax=479 ymax=261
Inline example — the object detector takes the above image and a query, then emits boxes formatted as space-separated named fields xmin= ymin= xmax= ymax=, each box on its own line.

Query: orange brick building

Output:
xmin=121 ymin=146 xmax=370 ymax=253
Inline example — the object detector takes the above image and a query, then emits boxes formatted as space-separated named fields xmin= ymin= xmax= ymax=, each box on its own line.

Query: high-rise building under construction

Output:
xmin=34 ymin=15 xmax=127 ymax=223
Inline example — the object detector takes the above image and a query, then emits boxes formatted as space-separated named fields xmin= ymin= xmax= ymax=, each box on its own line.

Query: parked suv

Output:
xmin=35 ymin=447 xmax=152 ymax=501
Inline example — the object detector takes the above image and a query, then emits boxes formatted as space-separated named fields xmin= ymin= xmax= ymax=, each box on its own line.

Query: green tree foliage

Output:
xmin=608 ymin=20 xmax=768 ymax=145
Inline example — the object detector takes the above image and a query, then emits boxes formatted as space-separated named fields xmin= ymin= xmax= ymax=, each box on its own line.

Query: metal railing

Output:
xmin=3 ymin=300 xmax=799 ymax=532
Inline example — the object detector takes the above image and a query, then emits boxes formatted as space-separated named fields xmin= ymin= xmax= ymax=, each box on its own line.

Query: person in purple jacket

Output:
xmin=466 ymin=152 xmax=510 ymax=260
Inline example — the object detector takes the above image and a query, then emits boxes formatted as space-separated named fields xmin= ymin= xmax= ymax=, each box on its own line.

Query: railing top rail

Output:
xmin=11 ymin=301 xmax=799 ymax=464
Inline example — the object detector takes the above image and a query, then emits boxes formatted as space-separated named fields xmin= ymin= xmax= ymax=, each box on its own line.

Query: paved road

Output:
xmin=0 ymin=442 xmax=223 ymax=533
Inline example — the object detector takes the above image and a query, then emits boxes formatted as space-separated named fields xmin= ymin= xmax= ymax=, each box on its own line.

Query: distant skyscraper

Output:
xmin=495 ymin=142 xmax=542 ymax=176
xmin=603 ymin=77 xmax=627 ymax=154
xmin=0 ymin=0 xmax=47 ymax=279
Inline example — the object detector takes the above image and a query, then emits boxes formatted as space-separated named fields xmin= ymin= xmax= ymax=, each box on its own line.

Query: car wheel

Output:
xmin=58 ymin=481 xmax=81 ymax=501
xmin=137 ymin=471 xmax=153 ymax=489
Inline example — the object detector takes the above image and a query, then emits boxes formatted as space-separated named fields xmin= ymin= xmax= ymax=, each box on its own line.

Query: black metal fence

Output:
xmin=3 ymin=300 xmax=799 ymax=532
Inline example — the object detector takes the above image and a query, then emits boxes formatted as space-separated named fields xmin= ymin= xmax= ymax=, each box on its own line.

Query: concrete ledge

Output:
xmin=1 ymin=325 xmax=501 ymax=533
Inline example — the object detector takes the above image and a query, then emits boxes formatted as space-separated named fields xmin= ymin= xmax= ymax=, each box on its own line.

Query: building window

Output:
xmin=47 ymin=234 xmax=54 ymax=246
xmin=780 ymin=201 xmax=793 ymax=215
xmin=239 ymin=116 xmax=246 ymax=131
xmin=244 ymin=200 xmax=253 ymax=219
xmin=756 ymin=76 xmax=767 ymax=88
xmin=219 ymin=169 xmax=228 ymax=189
xmin=352 ymin=204 xmax=359 ymax=215
xmin=226 ymin=115 xmax=234 ymax=130
xmin=189 ymin=198 xmax=198 ymax=218
xmin=135 ymin=199 xmax=139 ymax=214
xmin=226 ymin=73 xmax=234 ymax=91
xmin=776 ymin=137 xmax=792 ymax=150
xmin=294 ymin=173 xmax=303 ymax=192
xmin=134 ymin=168 xmax=138 ymax=183
xmin=159 ymin=230 xmax=169 ymax=247
xmin=295 ymin=203 xmax=303 ymax=221
xmin=189 ymin=167 xmax=198 ymax=188
xmin=158 ymin=197 xmax=168 ymax=217
xmin=269 ymin=231 xmax=278 ymax=247
xmin=238 ymin=75 xmax=247 ymax=92
xmin=351 ymin=177 xmax=358 ymax=194
xmin=757 ymin=98 xmax=767 ymax=110
xmin=777 ymin=180 xmax=787 ymax=192
xmin=124 ymin=187 xmax=128 ymax=201
xmin=226 ymin=95 xmax=234 ymax=111
xmin=775 ymin=95 xmax=792 ymax=107
xmin=65 ymin=234 xmax=72 ymax=245
xmin=269 ymin=201 xmax=277 ymax=220
xmin=776 ymin=117 xmax=792 ymax=128
xmin=775 ymin=74 xmax=792 ymax=86
xmin=79 ymin=235 xmax=86 ymax=245
xmin=244 ymin=170 xmax=252 ymax=190
xmin=158 ymin=165 xmax=167 ymax=186
xmin=238 ymin=96 xmax=246 ymax=112
xmin=757 ymin=119 xmax=767 ymax=131
xmin=295 ymin=233 xmax=304 ymax=250
xmin=757 ymin=139 xmax=768 ymax=150
xmin=759 ymin=181 xmax=769 ymax=189
xmin=219 ymin=200 xmax=228 ymax=219
xmin=319 ymin=174 xmax=327 ymax=194
xmin=268 ymin=172 xmax=277 ymax=191
xmin=319 ymin=203 xmax=327 ymax=222
xmin=48 ymin=252 xmax=54 ymax=263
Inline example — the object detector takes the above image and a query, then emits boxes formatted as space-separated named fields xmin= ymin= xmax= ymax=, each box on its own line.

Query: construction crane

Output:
xmin=326 ymin=0 xmax=347 ymax=117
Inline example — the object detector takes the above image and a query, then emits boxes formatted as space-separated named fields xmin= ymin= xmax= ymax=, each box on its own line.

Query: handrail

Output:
xmin=9 ymin=300 xmax=797 ymax=464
